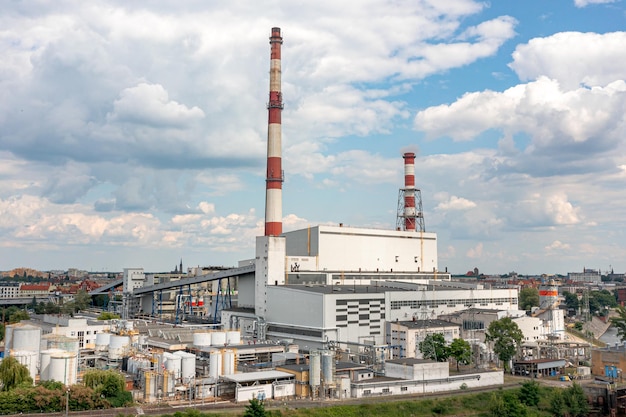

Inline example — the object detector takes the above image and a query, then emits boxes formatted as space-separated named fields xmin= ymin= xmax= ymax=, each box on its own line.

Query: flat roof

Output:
xmin=221 ymin=370 xmax=293 ymax=383
xmin=387 ymin=358 xmax=437 ymax=365
xmin=395 ymin=319 xmax=458 ymax=329
xmin=282 ymin=284 xmax=396 ymax=295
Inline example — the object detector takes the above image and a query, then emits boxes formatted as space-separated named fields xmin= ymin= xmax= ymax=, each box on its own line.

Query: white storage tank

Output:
xmin=321 ymin=350 xmax=335 ymax=384
xmin=11 ymin=324 xmax=42 ymax=353
xmin=174 ymin=351 xmax=196 ymax=381
xmin=163 ymin=352 xmax=181 ymax=381
xmin=211 ymin=331 xmax=226 ymax=346
xmin=309 ymin=351 xmax=321 ymax=387
xmin=12 ymin=350 xmax=38 ymax=383
xmin=95 ymin=332 xmax=111 ymax=352
xmin=208 ymin=349 xmax=222 ymax=379
xmin=48 ymin=351 xmax=78 ymax=386
xmin=109 ymin=335 xmax=130 ymax=360
xmin=44 ymin=334 xmax=79 ymax=353
xmin=226 ymin=330 xmax=241 ymax=345
xmin=222 ymin=349 xmax=236 ymax=375
xmin=40 ymin=348 xmax=64 ymax=381
xmin=128 ymin=356 xmax=151 ymax=375
xmin=193 ymin=332 xmax=212 ymax=347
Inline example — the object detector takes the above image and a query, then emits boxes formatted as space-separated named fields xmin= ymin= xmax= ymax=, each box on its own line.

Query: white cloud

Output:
xmin=466 ymin=243 xmax=483 ymax=258
xmin=108 ymin=83 xmax=205 ymax=127
xmin=545 ymin=240 xmax=571 ymax=251
xmin=509 ymin=32 xmax=626 ymax=90
xmin=574 ymin=0 xmax=617 ymax=7
xmin=435 ymin=195 xmax=477 ymax=211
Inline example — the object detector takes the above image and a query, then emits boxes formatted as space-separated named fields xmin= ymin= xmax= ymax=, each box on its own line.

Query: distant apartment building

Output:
xmin=20 ymin=282 xmax=54 ymax=297
xmin=567 ymin=269 xmax=601 ymax=284
xmin=0 ymin=282 xmax=20 ymax=298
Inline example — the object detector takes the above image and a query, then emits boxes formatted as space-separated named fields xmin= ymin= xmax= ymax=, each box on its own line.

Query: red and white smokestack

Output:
xmin=403 ymin=152 xmax=416 ymax=231
xmin=265 ymin=27 xmax=284 ymax=236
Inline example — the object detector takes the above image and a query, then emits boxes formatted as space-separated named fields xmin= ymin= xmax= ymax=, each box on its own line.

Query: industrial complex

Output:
xmin=1 ymin=27 xmax=593 ymax=406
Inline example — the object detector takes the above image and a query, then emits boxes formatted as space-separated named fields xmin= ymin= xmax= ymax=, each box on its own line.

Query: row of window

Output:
xmin=390 ymin=298 xmax=516 ymax=310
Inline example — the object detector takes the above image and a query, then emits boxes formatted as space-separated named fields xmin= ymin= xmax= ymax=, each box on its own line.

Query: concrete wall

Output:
xmin=385 ymin=360 xmax=448 ymax=380
xmin=284 ymin=225 xmax=438 ymax=273
xmin=350 ymin=370 xmax=503 ymax=398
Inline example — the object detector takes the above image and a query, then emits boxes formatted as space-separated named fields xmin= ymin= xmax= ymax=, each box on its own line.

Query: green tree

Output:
xmin=448 ymin=338 xmax=472 ymax=371
xmin=0 ymin=356 xmax=33 ymax=391
xmin=563 ymin=383 xmax=589 ymax=417
xmin=97 ymin=311 xmax=120 ymax=321
xmin=589 ymin=289 xmax=617 ymax=316
xmin=0 ymin=323 xmax=4 ymax=342
xmin=82 ymin=369 xmax=130 ymax=407
xmin=73 ymin=290 xmax=92 ymax=312
xmin=549 ymin=389 xmax=566 ymax=417
xmin=518 ymin=380 xmax=540 ymax=407
xmin=611 ymin=306 xmax=626 ymax=341
xmin=8 ymin=309 xmax=29 ymax=324
xmin=243 ymin=397 xmax=267 ymax=417
xmin=419 ymin=333 xmax=449 ymax=362
xmin=563 ymin=291 xmax=579 ymax=312
xmin=44 ymin=302 xmax=61 ymax=315
xmin=485 ymin=317 xmax=523 ymax=370
xmin=519 ymin=287 xmax=539 ymax=311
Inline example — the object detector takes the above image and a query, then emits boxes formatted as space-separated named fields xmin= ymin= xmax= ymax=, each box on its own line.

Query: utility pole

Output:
xmin=65 ymin=388 xmax=70 ymax=417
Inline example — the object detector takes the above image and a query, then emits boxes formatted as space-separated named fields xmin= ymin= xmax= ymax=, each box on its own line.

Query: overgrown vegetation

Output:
xmin=153 ymin=382 xmax=593 ymax=417
xmin=0 ymin=361 xmax=131 ymax=414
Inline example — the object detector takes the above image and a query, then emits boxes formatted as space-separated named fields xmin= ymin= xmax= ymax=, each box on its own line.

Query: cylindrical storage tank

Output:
xmin=193 ymin=332 xmax=212 ymax=347
xmin=95 ymin=332 xmax=111 ymax=352
xmin=174 ymin=351 xmax=196 ymax=381
xmin=309 ymin=351 xmax=321 ymax=387
xmin=40 ymin=348 xmax=64 ymax=381
xmin=143 ymin=370 xmax=157 ymax=402
xmin=44 ymin=334 xmax=79 ymax=353
xmin=211 ymin=331 xmax=226 ymax=346
xmin=226 ymin=330 xmax=241 ymax=345
xmin=163 ymin=352 xmax=181 ymax=381
xmin=209 ymin=349 xmax=222 ymax=379
xmin=222 ymin=349 xmax=235 ymax=375
xmin=128 ymin=356 xmax=151 ymax=376
xmin=12 ymin=350 xmax=37 ymax=383
xmin=539 ymin=281 xmax=559 ymax=308
xmin=109 ymin=335 xmax=130 ymax=360
xmin=12 ymin=325 xmax=42 ymax=353
xmin=48 ymin=351 xmax=78 ymax=386
xmin=321 ymin=350 xmax=335 ymax=384
xmin=162 ymin=370 xmax=175 ymax=396
xmin=4 ymin=324 xmax=14 ymax=354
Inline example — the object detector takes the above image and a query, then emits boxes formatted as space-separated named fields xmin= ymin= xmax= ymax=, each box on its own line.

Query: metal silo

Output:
xmin=309 ymin=351 xmax=321 ymax=387
xmin=226 ymin=330 xmax=241 ymax=345
xmin=48 ymin=351 xmax=77 ymax=385
xmin=174 ymin=351 xmax=196 ymax=381
xmin=320 ymin=350 xmax=335 ymax=385
xmin=208 ymin=348 xmax=222 ymax=379
xmin=11 ymin=350 xmax=38 ymax=383
xmin=40 ymin=348 xmax=64 ymax=381
xmin=222 ymin=349 xmax=236 ymax=375
xmin=11 ymin=324 xmax=41 ymax=353
xmin=211 ymin=331 xmax=226 ymax=346
xmin=193 ymin=332 xmax=212 ymax=347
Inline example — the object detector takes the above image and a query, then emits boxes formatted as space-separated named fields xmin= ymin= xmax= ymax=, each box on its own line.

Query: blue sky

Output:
xmin=1 ymin=0 xmax=625 ymax=275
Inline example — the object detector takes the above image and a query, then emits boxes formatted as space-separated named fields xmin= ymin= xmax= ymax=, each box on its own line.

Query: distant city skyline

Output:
xmin=1 ymin=1 xmax=625 ymax=275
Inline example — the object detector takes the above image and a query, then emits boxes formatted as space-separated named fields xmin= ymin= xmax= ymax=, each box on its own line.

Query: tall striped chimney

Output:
xmin=396 ymin=152 xmax=425 ymax=232
xmin=403 ymin=152 xmax=416 ymax=231
xmin=265 ymin=27 xmax=284 ymax=236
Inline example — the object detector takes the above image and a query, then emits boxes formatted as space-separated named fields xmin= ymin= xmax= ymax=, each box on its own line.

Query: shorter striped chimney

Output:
xmin=396 ymin=152 xmax=425 ymax=232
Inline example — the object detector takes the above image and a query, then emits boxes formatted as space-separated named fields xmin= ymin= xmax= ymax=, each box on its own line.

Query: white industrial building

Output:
xmin=350 ymin=358 xmax=503 ymax=398
xmin=386 ymin=319 xmax=461 ymax=359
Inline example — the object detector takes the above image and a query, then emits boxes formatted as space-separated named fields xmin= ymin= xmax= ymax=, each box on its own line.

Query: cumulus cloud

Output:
xmin=509 ymin=32 xmax=626 ymax=89
xmin=545 ymin=240 xmax=571 ymax=251
xmin=108 ymin=83 xmax=205 ymax=127
xmin=435 ymin=196 xmax=477 ymax=211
